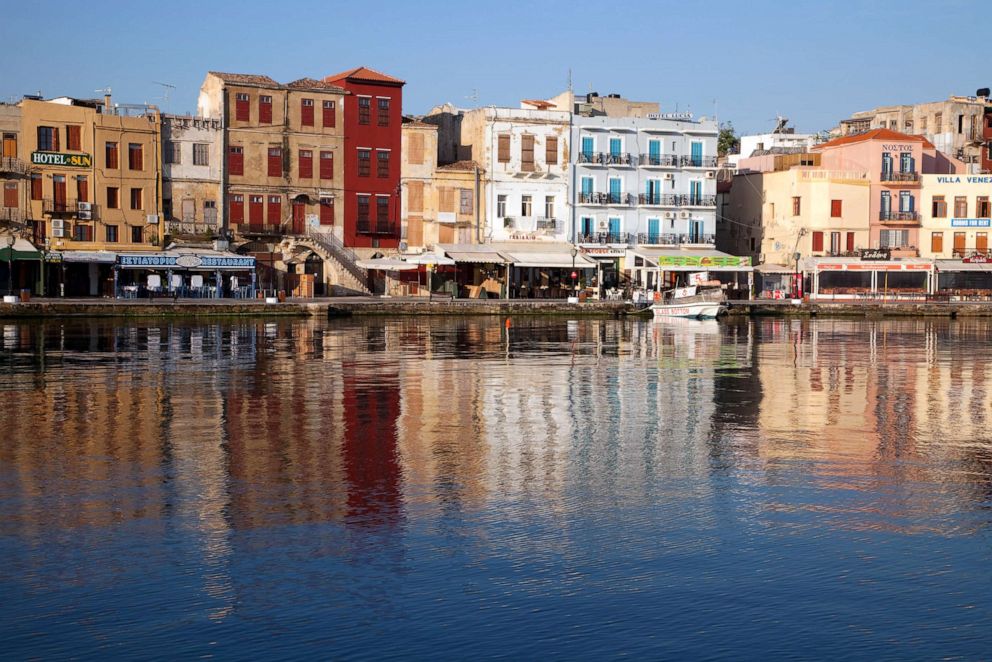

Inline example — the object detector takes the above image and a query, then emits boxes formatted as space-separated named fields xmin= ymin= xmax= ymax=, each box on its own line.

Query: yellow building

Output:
xmin=919 ymin=174 xmax=992 ymax=258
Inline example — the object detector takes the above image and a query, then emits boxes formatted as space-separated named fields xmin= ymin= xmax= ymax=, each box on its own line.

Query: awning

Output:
xmin=935 ymin=260 xmax=992 ymax=272
xmin=403 ymin=254 xmax=456 ymax=266
xmin=631 ymin=247 xmax=753 ymax=272
xmin=356 ymin=258 xmax=419 ymax=271
xmin=506 ymin=252 xmax=596 ymax=268
xmin=755 ymin=263 xmax=796 ymax=274
xmin=60 ymin=250 xmax=118 ymax=264
xmin=445 ymin=250 xmax=508 ymax=264
xmin=0 ymin=237 xmax=41 ymax=261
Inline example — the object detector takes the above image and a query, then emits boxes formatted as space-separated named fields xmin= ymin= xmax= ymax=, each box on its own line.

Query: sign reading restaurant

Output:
xmin=657 ymin=255 xmax=751 ymax=268
xmin=117 ymin=253 xmax=256 ymax=269
xmin=31 ymin=151 xmax=92 ymax=168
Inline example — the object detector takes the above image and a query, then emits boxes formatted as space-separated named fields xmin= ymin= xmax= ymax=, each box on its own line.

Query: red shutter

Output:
xmin=31 ymin=174 xmax=42 ymax=200
xmin=77 ymin=176 xmax=88 ymax=202
xmin=67 ymin=125 xmax=81 ymax=151
xmin=228 ymin=146 xmax=243 ymax=176
xmin=249 ymin=195 xmax=264 ymax=227
xmin=229 ymin=195 xmax=244 ymax=224
xmin=267 ymin=147 xmax=281 ymax=177
xmin=319 ymin=151 xmax=333 ymax=179
xmin=812 ymin=231 xmax=824 ymax=252
xmin=259 ymin=96 xmax=272 ymax=124
xmin=299 ymin=150 xmax=313 ymax=179
xmin=831 ymin=200 xmax=842 ymax=217
xmin=235 ymin=93 xmax=249 ymax=122
xmin=301 ymin=99 xmax=314 ymax=126
xmin=267 ymin=195 xmax=282 ymax=224
xmin=319 ymin=197 xmax=334 ymax=225
xmin=846 ymin=232 xmax=855 ymax=252
xmin=322 ymin=100 xmax=335 ymax=127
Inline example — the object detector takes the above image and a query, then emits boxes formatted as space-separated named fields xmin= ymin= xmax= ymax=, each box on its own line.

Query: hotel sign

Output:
xmin=657 ymin=255 xmax=751 ymax=267
xmin=951 ymin=218 xmax=991 ymax=227
xmin=31 ymin=151 xmax=92 ymax=168
xmin=935 ymin=176 xmax=992 ymax=184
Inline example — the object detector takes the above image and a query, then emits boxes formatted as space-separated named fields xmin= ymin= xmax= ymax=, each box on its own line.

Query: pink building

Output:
xmin=814 ymin=129 xmax=963 ymax=256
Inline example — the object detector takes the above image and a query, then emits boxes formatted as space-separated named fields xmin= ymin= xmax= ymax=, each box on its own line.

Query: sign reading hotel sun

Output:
xmin=31 ymin=151 xmax=92 ymax=168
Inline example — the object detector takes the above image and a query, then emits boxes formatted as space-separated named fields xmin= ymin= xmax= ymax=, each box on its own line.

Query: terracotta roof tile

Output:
xmin=323 ymin=66 xmax=404 ymax=85
xmin=438 ymin=160 xmax=481 ymax=172
xmin=208 ymin=71 xmax=280 ymax=87
xmin=286 ymin=77 xmax=347 ymax=93
xmin=816 ymin=127 xmax=933 ymax=150
xmin=521 ymin=99 xmax=554 ymax=109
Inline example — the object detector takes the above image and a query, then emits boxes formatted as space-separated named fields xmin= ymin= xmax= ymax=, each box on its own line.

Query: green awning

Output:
xmin=0 ymin=237 xmax=41 ymax=261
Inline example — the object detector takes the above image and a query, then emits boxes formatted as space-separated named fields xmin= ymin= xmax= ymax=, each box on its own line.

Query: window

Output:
xmin=204 ymin=200 xmax=217 ymax=225
xmin=358 ymin=97 xmax=371 ymax=125
xmin=105 ymin=225 xmax=118 ymax=243
xmin=66 ymin=125 xmax=81 ymax=151
xmin=498 ymin=135 xmax=511 ymax=163
xmin=226 ymin=195 xmax=243 ymax=224
xmin=931 ymin=232 xmax=943 ymax=254
xmin=235 ymin=92 xmax=249 ymax=121
xmin=299 ymin=149 xmax=313 ymax=179
xmin=900 ymin=152 xmax=913 ymax=173
xmin=880 ymin=229 xmax=910 ymax=248
xmin=847 ymin=232 xmax=855 ymax=253
xmin=107 ymin=187 xmax=119 ymax=209
xmin=934 ymin=112 xmax=942 ymax=133
xmin=164 ymin=141 xmax=181 ymax=164
xmin=30 ymin=174 xmax=42 ymax=200
xmin=131 ymin=226 xmax=143 ymax=243
xmin=319 ymin=197 xmax=334 ymax=225
xmin=953 ymin=231 xmax=967 ymax=256
xmin=545 ymin=136 xmax=558 ymax=165
xmin=497 ymin=194 xmax=507 ymax=218
xmin=357 ymin=195 xmax=370 ymax=231
xmin=228 ymin=146 xmax=244 ymax=176
xmin=377 ymin=150 xmax=390 ymax=178
xmin=978 ymin=196 xmax=990 ymax=218
xmin=830 ymin=231 xmax=841 ymax=255
xmin=521 ymin=194 xmax=532 ymax=217
xmin=811 ymin=231 xmax=824 ymax=251
xmin=408 ymin=133 xmax=424 ymax=165
xmin=377 ymin=98 xmax=390 ymax=126
xmin=193 ymin=143 xmax=209 ymax=166
xmin=376 ymin=196 xmax=390 ymax=230
xmin=267 ymin=147 xmax=282 ymax=177
xmin=792 ymin=196 xmax=801 ymax=216
xmin=521 ymin=135 xmax=535 ymax=171
xmin=77 ymin=175 xmax=88 ymax=202
xmin=460 ymin=189 xmax=473 ymax=214
xmin=322 ymin=100 xmax=336 ymax=127
xmin=73 ymin=224 xmax=92 ymax=242
xmin=954 ymin=196 xmax=968 ymax=217
xmin=105 ymin=142 xmax=119 ymax=169
xmin=37 ymin=126 xmax=58 ymax=151
xmin=267 ymin=195 xmax=281 ymax=224
xmin=247 ymin=195 xmax=263 ymax=225
xmin=439 ymin=187 xmax=455 ymax=213
xmin=407 ymin=181 xmax=423 ymax=213
xmin=2 ymin=132 xmax=16 ymax=157
xmin=3 ymin=182 xmax=16 ymax=207
xmin=977 ymin=232 xmax=988 ymax=253
xmin=128 ymin=143 xmax=143 ymax=170
xmin=830 ymin=199 xmax=842 ymax=217
xmin=920 ymin=116 xmax=927 ymax=132
xmin=130 ymin=188 xmax=143 ymax=210
xmin=544 ymin=195 xmax=554 ymax=219
xmin=358 ymin=149 xmax=370 ymax=177
xmin=932 ymin=195 xmax=947 ymax=218
xmin=319 ymin=151 xmax=333 ymax=179
xmin=301 ymin=98 xmax=314 ymax=126
xmin=259 ymin=95 xmax=273 ymax=124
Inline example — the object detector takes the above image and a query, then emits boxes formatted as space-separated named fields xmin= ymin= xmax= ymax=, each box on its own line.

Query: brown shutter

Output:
xmin=977 ymin=233 xmax=988 ymax=253
xmin=409 ymin=133 xmax=424 ymax=165
xmin=3 ymin=182 xmax=16 ymax=207
xmin=812 ymin=231 xmax=823 ymax=252
xmin=498 ymin=135 xmax=510 ymax=163
xmin=846 ymin=232 xmax=855 ymax=252
xmin=931 ymin=233 xmax=943 ymax=254
xmin=439 ymin=187 xmax=454 ymax=213
xmin=521 ymin=135 xmax=535 ymax=171
xmin=545 ymin=136 xmax=558 ymax=165
xmin=407 ymin=181 xmax=423 ymax=213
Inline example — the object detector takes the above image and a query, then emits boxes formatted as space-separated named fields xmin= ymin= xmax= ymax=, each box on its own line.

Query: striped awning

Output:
xmin=445 ymin=251 xmax=508 ymax=264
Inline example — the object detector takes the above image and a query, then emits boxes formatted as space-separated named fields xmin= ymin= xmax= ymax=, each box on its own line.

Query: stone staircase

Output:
xmin=292 ymin=230 xmax=369 ymax=295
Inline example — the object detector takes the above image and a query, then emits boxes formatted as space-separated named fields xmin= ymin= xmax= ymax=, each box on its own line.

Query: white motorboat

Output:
xmin=652 ymin=286 xmax=726 ymax=320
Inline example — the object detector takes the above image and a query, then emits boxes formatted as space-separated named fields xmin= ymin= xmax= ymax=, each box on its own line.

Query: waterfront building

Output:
xmin=161 ymin=114 xmax=224 ymax=239
xmin=726 ymin=118 xmax=821 ymax=168
xmin=919 ymin=173 xmax=992 ymax=259
xmin=19 ymin=95 xmax=163 ymax=296
xmin=836 ymin=91 xmax=992 ymax=173
xmin=0 ymin=102 xmax=34 ymax=294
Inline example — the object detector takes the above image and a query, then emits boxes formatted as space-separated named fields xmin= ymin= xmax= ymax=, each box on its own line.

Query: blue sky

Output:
xmin=1 ymin=0 xmax=985 ymax=135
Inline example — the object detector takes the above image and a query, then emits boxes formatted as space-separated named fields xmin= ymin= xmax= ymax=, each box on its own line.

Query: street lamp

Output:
xmin=6 ymin=234 xmax=14 ymax=296
xmin=570 ymin=246 xmax=578 ymax=294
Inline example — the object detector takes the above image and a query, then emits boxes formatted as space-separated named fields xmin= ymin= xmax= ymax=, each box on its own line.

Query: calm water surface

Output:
xmin=0 ymin=316 xmax=990 ymax=659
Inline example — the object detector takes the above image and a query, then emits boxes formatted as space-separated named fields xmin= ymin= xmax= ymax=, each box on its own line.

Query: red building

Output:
xmin=323 ymin=66 xmax=404 ymax=250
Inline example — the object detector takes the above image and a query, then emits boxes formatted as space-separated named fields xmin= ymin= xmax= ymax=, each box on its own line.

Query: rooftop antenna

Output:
xmin=567 ymin=68 xmax=573 ymax=93
xmin=152 ymin=81 xmax=175 ymax=110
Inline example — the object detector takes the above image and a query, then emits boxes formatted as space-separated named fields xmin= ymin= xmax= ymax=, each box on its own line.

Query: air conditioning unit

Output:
xmin=664 ymin=173 xmax=675 ymax=180
xmin=146 ymin=214 xmax=159 ymax=224
xmin=52 ymin=219 xmax=65 ymax=238
xmin=664 ymin=211 xmax=674 ymax=219
xmin=597 ymin=219 xmax=609 ymax=230
xmin=705 ymin=171 xmax=716 ymax=179
xmin=679 ymin=211 xmax=690 ymax=219
xmin=77 ymin=201 xmax=92 ymax=220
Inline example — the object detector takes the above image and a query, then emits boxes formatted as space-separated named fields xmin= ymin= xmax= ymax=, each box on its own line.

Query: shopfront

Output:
xmin=579 ymin=245 xmax=626 ymax=300
xmin=935 ymin=257 xmax=992 ymax=299
xmin=805 ymin=254 xmax=932 ymax=299
xmin=115 ymin=250 xmax=257 ymax=298
xmin=630 ymin=248 xmax=753 ymax=300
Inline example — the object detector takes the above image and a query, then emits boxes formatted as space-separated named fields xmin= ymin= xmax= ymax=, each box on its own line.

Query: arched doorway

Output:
xmin=304 ymin=252 xmax=325 ymax=296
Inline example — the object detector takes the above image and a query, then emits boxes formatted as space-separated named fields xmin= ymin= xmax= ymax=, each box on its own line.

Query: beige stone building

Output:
xmin=161 ymin=114 xmax=223 ymax=239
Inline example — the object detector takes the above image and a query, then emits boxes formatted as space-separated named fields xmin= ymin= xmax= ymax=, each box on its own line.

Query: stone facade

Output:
xmin=161 ymin=114 xmax=223 ymax=239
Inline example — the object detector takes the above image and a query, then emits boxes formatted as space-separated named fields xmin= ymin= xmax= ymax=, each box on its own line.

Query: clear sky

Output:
xmin=1 ymin=0 xmax=985 ymax=135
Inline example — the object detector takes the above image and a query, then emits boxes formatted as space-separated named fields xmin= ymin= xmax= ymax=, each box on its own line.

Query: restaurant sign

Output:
xmin=860 ymin=248 xmax=891 ymax=261
xmin=657 ymin=255 xmax=751 ymax=267
xmin=117 ymin=254 xmax=256 ymax=269
xmin=31 ymin=151 xmax=92 ymax=168
xmin=951 ymin=218 xmax=991 ymax=227
xmin=963 ymin=254 xmax=992 ymax=264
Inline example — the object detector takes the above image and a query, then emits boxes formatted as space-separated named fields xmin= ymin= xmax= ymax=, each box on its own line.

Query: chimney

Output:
xmin=104 ymin=93 xmax=112 ymax=113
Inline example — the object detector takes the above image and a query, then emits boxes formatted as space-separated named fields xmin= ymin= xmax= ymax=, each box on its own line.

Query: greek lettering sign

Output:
xmin=951 ymin=218 xmax=991 ymax=227
xmin=32 ymin=151 xmax=92 ymax=168
xmin=963 ymin=254 xmax=992 ymax=264
xmin=656 ymin=255 xmax=751 ymax=267
xmin=117 ymin=254 xmax=256 ymax=269
xmin=860 ymin=248 xmax=891 ymax=261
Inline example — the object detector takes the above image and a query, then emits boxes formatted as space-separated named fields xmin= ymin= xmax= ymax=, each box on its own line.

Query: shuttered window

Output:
xmin=407 ymin=181 xmax=423 ymax=213
xmin=521 ymin=135 xmax=535 ymax=171
xmin=377 ymin=98 xmax=390 ymax=126
xmin=545 ymin=136 xmax=558 ymax=165
xmin=357 ymin=195 xmax=370 ymax=232
xmin=30 ymin=174 xmax=42 ymax=200
xmin=322 ymin=100 xmax=336 ymax=128
xmin=439 ymin=187 xmax=455 ymax=213
xmin=319 ymin=151 xmax=333 ymax=179
xmin=830 ymin=199 xmax=842 ymax=217
xmin=931 ymin=232 xmax=943 ymax=253
xmin=249 ymin=195 xmax=263 ymax=225
xmin=460 ymin=189 xmax=473 ymax=214
xmin=66 ymin=125 xmax=81 ymax=151
xmin=498 ymin=135 xmax=510 ymax=163
xmin=376 ymin=196 xmax=390 ymax=228
xmin=932 ymin=196 xmax=946 ymax=218
xmin=846 ymin=232 xmax=855 ymax=252
xmin=130 ymin=188 xmax=143 ymax=210
xmin=954 ymin=196 xmax=967 ymax=217
xmin=259 ymin=95 xmax=272 ymax=124
xmin=267 ymin=195 xmax=282 ymax=224
xmin=812 ymin=231 xmax=824 ymax=252
xmin=358 ymin=149 xmax=370 ymax=177
xmin=3 ymin=182 xmax=16 ymax=207
xmin=128 ymin=143 xmax=143 ymax=170
xmin=408 ymin=133 xmax=424 ymax=165
xmin=319 ymin=197 xmax=334 ymax=225
xmin=235 ymin=93 xmax=249 ymax=122
xmin=105 ymin=142 xmax=119 ymax=169
xmin=267 ymin=147 xmax=282 ymax=177
xmin=358 ymin=97 xmax=371 ymax=125
xmin=228 ymin=146 xmax=244 ymax=176
xmin=229 ymin=194 xmax=244 ymax=224
xmin=299 ymin=150 xmax=313 ymax=179
xmin=377 ymin=150 xmax=390 ymax=178
xmin=301 ymin=98 xmax=314 ymax=126
xmin=77 ymin=176 xmax=88 ymax=203
xmin=37 ymin=126 xmax=57 ymax=151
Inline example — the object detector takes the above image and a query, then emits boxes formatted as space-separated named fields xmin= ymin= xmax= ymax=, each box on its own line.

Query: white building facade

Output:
xmin=571 ymin=113 xmax=718 ymax=248
xmin=728 ymin=131 xmax=820 ymax=168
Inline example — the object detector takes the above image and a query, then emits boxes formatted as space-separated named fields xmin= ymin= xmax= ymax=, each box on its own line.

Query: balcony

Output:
xmin=357 ymin=218 xmax=398 ymax=235
xmin=635 ymin=233 xmax=715 ymax=246
xmin=0 ymin=207 xmax=25 ymax=224
xmin=0 ymin=156 xmax=28 ymax=176
xmin=637 ymin=193 xmax=716 ymax=207
xmin=639 ymin=154 xmax=679 ymax=167
xmin=880 ymin=171 xmax=920 ymax=184
xmin=42 ymin=199 xmax=99 ymax=219
xmin=576 ymin=152 xmax=636 ymax=167
xmin=534 ymin=217 xmax=560 ymax=231
xmin=680 ymin=155 xmax=718 ymax=168
xmin=879 ymin=211 xmax=920 ymax=223
xmin=578 ymin=192 xmax=635 ymax=206
xmin=578 ymin=232 xmax=630 ymax=245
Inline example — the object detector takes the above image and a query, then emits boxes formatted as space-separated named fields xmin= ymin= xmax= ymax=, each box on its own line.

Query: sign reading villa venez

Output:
xmin=860 ymin=248 xmax=891 ymax=261
xmin=657 ymin=255 xmax=751 ymax=267
xmin=31 ymin=151 xmax=92 ymax=168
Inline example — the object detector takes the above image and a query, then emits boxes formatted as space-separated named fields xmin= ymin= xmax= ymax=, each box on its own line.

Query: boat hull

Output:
xmin=652 ymin=302 xmax=724 ymax=319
